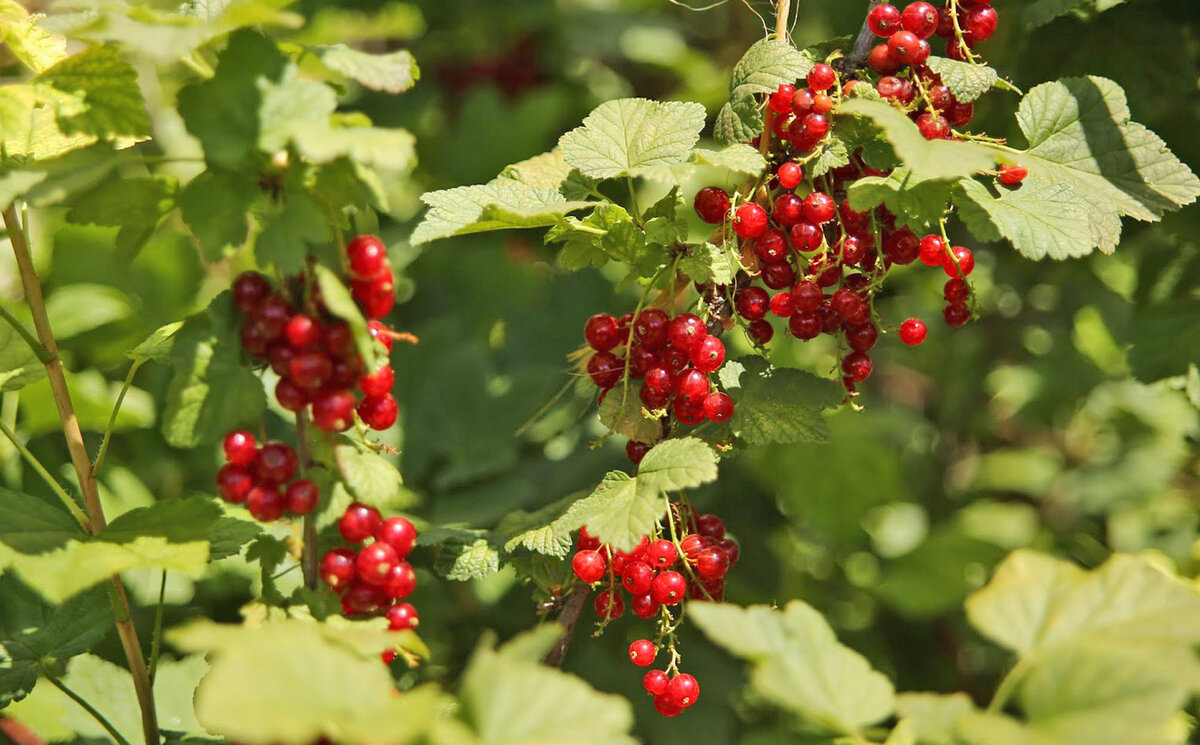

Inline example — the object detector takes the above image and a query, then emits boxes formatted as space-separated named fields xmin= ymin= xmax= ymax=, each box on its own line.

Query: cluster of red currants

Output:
xmin=570 ymin=509 xmax=737 ymax=717
xmin=215 ymin=430 xmax=317 ymax=522
xmin=866 ymin=0 xmax=997 ymax=70
xmin=320 ymin=502 xmax=420 ymax=660
xmin=583 ymin=310 xmax=734 ymax=462
xmin=231 ymin=234 xmax=399 ymax=433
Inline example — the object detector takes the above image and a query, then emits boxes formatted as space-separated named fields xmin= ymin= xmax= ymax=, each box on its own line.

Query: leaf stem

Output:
xmin=0 ymin=418 xmax=90 ymax=527
xmin=987 ymin=657 xmax=1031 ymax=713
xmin=91 ymin=360 xmax=144 ymax=478
xmin=3 ymin=205 xmax=160 ymax=745
xmin=0 ymin=304 xmax=52 ymax=364
xmin=44 ymin=676 xmax=134 ymax=745
xmin=148 ymin=570 xmax=167 ymax=684
xmin=295 ymin=410 xmax=319 ymax=590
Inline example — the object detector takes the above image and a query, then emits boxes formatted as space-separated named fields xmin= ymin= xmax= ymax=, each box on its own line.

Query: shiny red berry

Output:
xmin=572 ymin=549 xmax=606 ymax=583
xmin=347 ymin=235 xmax=388 ymax=279
xmin=383 ymin=561 xmax=417 ymax=599
xmin=919 ymin=234 xmax=948 ymax=266
xmin=733 ymin=203 xmax=768 ymax=239
xmin=666 ymin=673 xmax=700 ymax=708
xmin=285 ymin=479 xmax=319 ymax=515
xmin=386 ymin=602 xmax=419 ymax=630
xmin=223 ymin=430 xmax=257 ymax=466
xmin=777 ymin=162 xmax=803 ymax=190
xmin=312 ymin=388 xmax=356 ymax=432
xmin=998 ymin=164 xmax=1027 ymax=186
xmin=216 ymin=464 xmax=253 ymax=503
xmin=702 ymin=392 xmax=734 ymax=422
xmin=339 ymin=502 xmax=382 ymax=543
xmin=232 ymin=272 xmax=271 ymax=314
xmin=255 ymin=442 xmax=297 ymax=485
xmin=842 ymin=351 xmax=873 ymax=383
xmin=667 ymin=313 xmax=707 ymax=352
xmin=802 ymin=192 xmax=835 ymax=224
xmin=246 ymin=486 xmax=285 ymax=522
xmin=320 ymin=548 xmax=357 ymax=591
xmin=644 ymin=669 xmax=670 ymax=696
xmin=356 ymin=541 xmax=399 ymax=586
xmin=868 ymin=3 xmax=901 ymax=36
xmin=901 ymin=1 xmax=939 ymax=38
xmin=358 ymin=394 xmax=399 ymax=430
xmin=899 ymin=318 xmax=928 ymax=345
xmin=651 ymin=570 xmax=687 ymax=605
xmin=594 ymin=589 xmax=624 ymax=620
xmin=376 ymin=516 xmax=418 ymax=558
xmin=943 ymin=246 xmax=975 ymax=277
xmin=626 ymin=440 xmax=650 ymax=465
xmin=584 ymin=313 xmax=621 ymax=352
xmin=693 ymin=187 xmax=730 ymax=224
xmin=629 ymin=639 xmax=657 ymax=667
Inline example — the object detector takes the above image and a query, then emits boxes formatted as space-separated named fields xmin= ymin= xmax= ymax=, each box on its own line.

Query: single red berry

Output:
xmin=772 ymin=193 xmax=804 ymax=226
xmin=376 ymin=516 xmax=418 ymax=558
xmin=383 ymin=560 xmax=417 ymax=599
xmin=644 ymin=669 xmax=670 ymax=696
xmin=312 ymin=388 xmax=356 ymax=432
xmin=736 ymin=287 xmax=771 ymax=320
xmin=594 ymin=589 xmax=624 ymax=620
xmin=358 ymin=365 xmax=395 ymax=398
xmin=284 ymin=314 xmax=321 ymax=350
xmin=666 ymin=673 xmax=700 ymax=708
xmin=631 ymin=593 xmax=659 ymax=619
xmin=899 ymin=318 xmax=928 ymax=345
xmin=887 ymin=29 xmax=921 ymax=65
xmin=216 ymin=464 xmax=253 ymax=504
xmin=770 ymin=290 xmax=795 ymax=318
xmin=267 ymin=343 xmax=295 ymax=376
xmin=629 ymin=639 xmax=657 ymax=667
xmin=944 ymin=302 xmax=971 ymax=327
xmin=356 ymin=541 xmax=399 ymax=586
xmin=223 ymin=430 xmax=257 ymax=466
xmin=690 ymin=336 xmax=725 ymax=373
xmin=339 ymin=502 xmax=382 ymax=543
xmin=789 ymin=220 xmax=823 ymax=252
xmin=808 ymin=63 xmax=836 ymax=91
xmin=696 ymin=513 xmax=725 ymax=539
xmin=702 ymin=392 xmax=734 ymax=423
xmin=288 ymin=351 xmax=333 ymax=391
xmin=323 ymin=321 xmax=356 ymax=358
xmin=622 ymin=561 xmax=655 ymax=595
xmin=368 ymin=320 xmax=394 ymax=353
xmin=768 ymin=83 xmax=796 ymax=114
xmin=868 ymin=3 xmax=901 ymax=36
xmin=696 ymin=546 xmax=730 ymax=581
xmin=386 ymin=602 xmax=419 ymax=630
xmin=654 ymin=694 xmax=683 ymax=718
xmin=846 ymin=323 xmax=879 ymax=352
xmin=802 ymin=112 xmax=830 ymax=140
xmin=572 ymin=549 xmax=606 ymax=583
xmin=947 ymin=100 xmax=974 ymax=127
xmin=777 ymin=162 xmax=803 ymax=190
xmin=812 ymin=92 xmax=835 ymax=114
xmin=358 ymin=394 xmax=399 ymax=430
xmin=246 ymin=486 xmax=285 ymax=522
xmin=587 ymin=352 xmax=623 ymax=389
xmin=253 ymin=295 xmax=292 ymax=340
xmin=901 ymin=1 xmax=939 ymax=38
xmin=883 ymin=228 xmax=921 ymax=265
xmin=868 ymin=43 xmax=902 ymax=75
xmin=342 ymin=580 xmax=386 ymax=615
xmin=320 ymin=548 xmax=357 ymax=591
xmin=916 ymin=112 xmax=950 ymax=140
xmin=943 ymin=246 xmax=975 ymax=277
xmin=963 ymin=5 xmax=998 ymax=41
xmin=674 ymin=368 xmax=710 ymax=403
xmin=680 ymin=533 xmax=710 ymax=562
xmin=634 ymin=309 xmax=670 ymax=349
xmin=789 ymin=312 xmax=821 ymax=340
xmin=733 ymin=203 xmax=768 ymax=239
xmin=919 ymin=234 xmax=948 ymax=266
xmin=232 ymin=272 xmax=271 ymax=314
xmin=802 ymin=192 xmax=836 ymax=224
xmin=667 ymin=314 xmax=707 ymax=352
xmin=747 ymin=319 xmax=774 ymax=345
xmin=944 ymin=277 xmax=970 ymax=303
xmin=762 ymin=261 xmax=796 ymax=290
xmin=791 ymin=281 xmax=823 ymax=313
xmin=651 ymin=570 xmax=687 ymax=605
xmin=998 ymin=164 xmax=1028 ymax=186
xmin=719 ymin=538 xmax=740 ymax=566
xmin=645 ymin=539 xmax=678 ymax=568
xmin=626 ymin=440 xmax=651 ymax=465
xmin=693 ymin=187 xmax=730 ymax=224
xmin=255 ymin=442 xmax=297 ymax=485
xmin=584 ymin=313 xmax=620 ymax=352
xmin=285 ymin=479 xmax=319 ymax=515
xmin=842 ymin=351 xmax=873 ymax=383
xmin=347 ymin=235 xmax=388 ymax=279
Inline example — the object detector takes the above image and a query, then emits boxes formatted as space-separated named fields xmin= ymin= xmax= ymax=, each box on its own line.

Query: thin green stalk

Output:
xmin=148 ymin=570 xmax=167 ymax=684
xmin=91 ymin=360 xmax=143 ymax=477
xmin=0 ymin=418 xmax=90 ymax=527
xmin=987 ymin=658 xmax=1031 ymax=713
xmin=45 ymin=676 xmax=134 ymax=745
xmin=0 ymin=305 xmax=52 ymax=364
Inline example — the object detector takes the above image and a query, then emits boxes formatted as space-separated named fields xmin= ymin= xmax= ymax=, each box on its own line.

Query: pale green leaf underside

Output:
xmin=838 ymin=98 xmax=996 ymax=180
xmin=411 ymin=182 xmax=594 ymax=245
xmin=316 ymin=45 xmax=419 ymax=94
xmin=954 ymin=178 xmax=1101 ymax=260
xmin=925 ymin=57 xmax=999 ymax=103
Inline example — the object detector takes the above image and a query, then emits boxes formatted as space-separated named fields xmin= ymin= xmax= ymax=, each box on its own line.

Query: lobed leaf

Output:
xmin=558 ymin=98 xmax=707 ymax=180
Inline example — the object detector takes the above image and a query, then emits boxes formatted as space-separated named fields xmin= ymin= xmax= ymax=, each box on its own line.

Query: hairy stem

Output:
xmin=841 ymin=0 xmax=884 ymax=74
xmin=774 ymin=0 xmax=792 ymax=40
xmin=543 ymin=586 xmax=591 ymax=668
xmin=45 ymin=676 xmax=134 ymax=745
xmin=4 ymin=206 xmax=160 ymax=745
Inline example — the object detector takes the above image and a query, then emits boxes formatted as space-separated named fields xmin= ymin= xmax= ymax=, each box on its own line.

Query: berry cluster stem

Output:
xmin=543 ymin=584 xmax=591 ymax=668
xmin=3 ymin=205 xmax=160 ymax=745
xmin=295 ymin=409 xmax=320 ymax=590
xmin=843 ymin=0 xmax=885 ymax=73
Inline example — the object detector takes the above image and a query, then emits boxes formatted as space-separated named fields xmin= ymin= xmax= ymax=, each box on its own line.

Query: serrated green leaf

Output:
xmin=65 ymin=175 xmax=176 ymax=257
xmin=0 ymin=146 xmax=119 ymax=210
xmin=0 ymin=488 xmax=84 ymax=555
xmin=1128 ymin=299 xmax=1200 ymax=381
xmin=719 ymin=357 xmax=843 ymax=445
xmin=34 ymin=45 xmax=147 ymax=139
xmin=439 ymin=537 xmax=500 ymax=581
xmin=179 ymin=170 xmax=258 ymax=260
xmin=713 ymin=95 xmax=762 ymax=148
xmin=847 ymin=169 xmax=953 ymax=232
xmin=412 ymin=181 xmax=593 ymax=245
xmin=678 ymin=241 xmax=738 ymax=286
xmin=178 ymin=29 xmax=287 ymax=168
xmin=808 ymin=137 xmax=851 ymax=179
xmin=894 ymin=692 xmax=976 ymax=745
xmin=955 ymin=178 xmax=1099 ymax=260
xmin=691 ymin=144 xmax=768 ymax=175
xmin=162 ymin=293 xmax=266 ymax=449
xmin=128 ymin=321 xmax=185 ymax=364
xmin=333 ymin=444 xmax=404 ymax=509
xmin=0 ymin=322 xmax=46 ymax=393
xmin=255 ymin=188 xmax=332 ymax=275
xmin=290 ymin=122 xmax=417 ymax=172
xmin=1013 ymin=76 xmax=1200 ymax=225
xmin=95 ymin=496 xmax=221 ymax=545
xmin=558 ymin=98 xmax=707 ymax=180
xmin=206 ymin=516 xmax=262 ymax=561
xmin=168 ymin=619 xmax=439 ymax=745
xmin=635 ymin=436 xmax=719 ymax=492
xmin=456 ymin=632 xmax=636 ymax=745
xmin=0 ymin=1 xmax=66 ymax=73
xmin=925 ymin=57 xmax=999 ymax=103
xmin=552 ymin=472 xmax=657 ymax=553
xmin=838 ymin=98 xmax=996 ymax=181
xmin=597 ymin=382 xmax=663 ymax=443
xmin=314 ymin=266 xmax=376 ymax=373
xmin=43 ymin=283 xmax=134 ymax=340
xmin=257 ymin=66 xmax=337 ymax=154
xmin=690 ymin=601 xmax=895 ymax=735
xmin=315 ymin=45 xmax=418 ymax=94
xmin=728 ymin=38 xmax=816 ymax=99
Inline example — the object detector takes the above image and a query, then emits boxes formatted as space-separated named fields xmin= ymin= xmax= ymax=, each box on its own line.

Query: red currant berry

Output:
xmin=232 ymin=272 xmax=271 ymax=314
xmin=747 ymin=319 xmax=774 ymax=345
xmin=916 ymin=112 xmax=950 ymax=140
xmin=846 ymin=323 xmax=879 ymax=352
xmin=777 ymin=162 xmax=803 ymax=190
xmin=644 ymin=669 xmax=670 ymax=696
xmin=842 ymin=351 xmax=873 ymax=383
xmin=789 ymin=312 xmax=822 ymax=340
xmin=963 ymin=5 xmax=997 ymax=41
xmin=802 ymin=112 xmax=830 ymax=140
xmin=702 ymin=392 xmax=734 ymax=423
xmin=674 ymin=368 xmax=709 ymax=403
xmin=690 ymin=336 xmax=725 ymax=373
xmin=386 ymin=602 xmax=419 ymax=630
xmin=770 ymin=290 xmax=795 ymax=318
xmin=883 ymin=228 xmax=921 ymax=265
xmin=947 ymin=100 xmax=974 ymax=127
xmin=383 ymin=561 xmax=417 ymax=599
xmin=762 ymin=261 xmax=796 ymax=290
xmin=587 ymin=352 xmax=623 ymax=389
xmin=246 ymin=486 xmax=285 ymax=522
xmin=919 ymin=234 xmax=948 ymax=266
xmin=323 ymin=321 xmax=356 ymax=358
xmin=944 ymin=302 xmax=971 ymax=327
xmin=273 ymin=378 xmax=308 ymax=412
xmin=356 ymin=541 xmax=399 ymax=586
xmin=342 ymin=580 xmax=386 ymax=615
xmin=216 ymin=464 xmax=253 ymax=504
xmin=680 ymin=533 xmax=711 ymax=562
xmin=868 ymin=3 xmax=902 ymax=36
xmin=254 ymin=295 xmax=292 ymax=340
xmin=791 ymin=280 xmax=823 ymax=313
xmin=629 ymin=639 xmax=657 ymax=667
xmin=899 ymin=318 xmax=928 ymax=345
xmin=312 ymin=388 xmax=356 ymax=432
xmin=868 ymin=43 xmax=902 ymax=75
xmin=651 ymin=570 xmax=687 ymax=605
xmin=693 ymin=187 xmax=730 ymax=224
xmin=594 ymin=589 xmax=624 ymax=620
xmin=696 ymin=546 xmax=730 ymax=581
xmin=944 ymin=277 xmax=970 ymax=303
xmin=584 ymin=313 xmax=620 ymax=352
xmin=223 ymin=430 xmax=257 ymax=466
xmin=288 ymin=351 xmax=333 ymax=391
xmin=998 ymin=164 xmax=1028 ymax=186
xmin=768 ymin=83 xmax=796 ymax=114
xmin=285 ymin=479 xmax=319 ymax=515
xmin=358 ymin=365 xmax=395 ymax=398
xmin=622 ymin=561 xmax=655 ymax=595
xmin=654 ymin=694 xmax=683 ymax=718
xmin=667 ymin=314 xmax=707 ymax=352
xmin=339 ymin=502 xmax=382 ymax=543
xmin=631 ymin=593 xmax=659 ymax=619
xmin=358 ymin=394 xmax=399 ymax=430
xmin=719 ymin=538 xmax=740 ymax=566
xmin=320 ymin=548 xmax=357 ymax=591
xmin=772 ymin=193 xmax=804 ymax=226
xmin=626 ymin=440 xmax=650 ymax=465
xmin=572 ymin=549 xmax=606 ymax=583
xmin=807 ymin=63 xmax=836 ymax=91
xmin=802 ymin=192 xmax=836 ymax=224
xmin=696 ymin=513 xmax=725 ymax=539
xmin=666 ymin=674 xmax=700 ymax=708
xmin=368 ymin=320 xmax=394 ymax=353
xmin=733 ymin=203 xmax=768 ymax=239
xmin=347 ymin=234 xmax=388 ymax=279
xmin=645 ymin=539 xmax=678 ymax=568
xmin=634 ymin=309 xmax=670 ymax=349
xmin=789 ymin=220 xmax=822 ymax=253
xmin=255 ymin=442 xmax=297 ymax=485
xmin=901 ymin=1 xmax=939 ymax=38
xmin=376 ymin=516 xmax=418 ymax=558
xmin=735 ymin=287 xmax=769 ymax=320
xmin=887 ymin=29 xmax=921 ymax=65
xmin=942 ymin=246 xmax=975 ymax=277
xmin=284 ymin=314 xmax=321 ymax=349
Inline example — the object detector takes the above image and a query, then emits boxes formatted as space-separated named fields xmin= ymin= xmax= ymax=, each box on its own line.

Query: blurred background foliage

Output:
xmin=2 ymin=0 xmax=1198 ymax=742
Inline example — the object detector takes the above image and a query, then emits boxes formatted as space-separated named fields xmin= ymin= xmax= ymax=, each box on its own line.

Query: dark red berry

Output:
xmin=696 ymin=547 xmax=730 ymax=581
xmin=735 ymin=286 xmax=770 ymax=320
xmin=868 ymin=3 xmax=901 ymax=36
xmin=634 ymin=309 xmax=670 ymax=349
xmin=320 ymin=548 xmax=357 ymax=592
xmin=694 ymin=187 xmax=730 ymax=224
xmin=626 ymin=440 xmax=651 ymax=465
xmin=339 ymin=502 xmax=382 ymax=543
xmin=284 ymin=314 xmax=321 ymax=350
xmin=232 ymin=272 xmax=271 ymax=314
xmin=842 ymin=351 xmax=873 ymax=383
xmin=899 ymin=318 xmax=928 ymax=345
xmin=789 ymin=312 xmax=822 ymax=340
xmin=868 ymin=43 xmax=902 ymax=75
xmin=772 ymin=193 xmax=804 ymax=226
xmin=246 ymin=486 xmax=285 ymax=522
xmin=382 ymin=561 xmax=416 ymax=599
xmin=285 ymin=479 xmax=319 ymax=515
xmin=216 ymin=464 xmax=253 ymax=504
xmin=702 ymin=392 xmax=734 ymax=422
xmin=631 ymin=593 xmax=659 ymax=619
xmin=342 ymin=580 xmax=386 ymax=615
xmin=747 ymin=319 xmax=774 ymax=345
xmin=944 ymin=277 xmax=970 ymax=303
xmin=667 ymin=313 xmax=707 ymax=352
xmin=594 ymin=589 xmax=624 ymax=620
xmin=944 ymin=302 xmax=971 ymax=327
xmin=255 ymin=442 xmax=297 ymax=485
xmin=846 ymin=323 xmax=879 ymax=352
xmin=312 ymin=388 xmax=356 ymax=432
xmin=916 ymin=112 xmax=950 ymax=140
xmin=358 ymin=394 xmax=399 ymax=430
xmin=587 ymin=352 xmax=623 ymax=389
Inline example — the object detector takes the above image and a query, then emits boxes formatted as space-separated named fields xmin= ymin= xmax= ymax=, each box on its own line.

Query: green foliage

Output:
xmin=839 ymin=98 xmax=997 ymax=180
xmin=0 ymin=324 xmax=46 ymax=392
xmin=313 ymin=45 xmax=419 ymax=94
xmin=924 ymin=57 xmax=1000 ymax=103
xmin=715 ymin=39 xmax=814 ymax=146
xmin=718 ymin=357 xmax=843 ymax=446
xmin=558 ymin=98 xmax=707 ymax=180
xmin=411 ymin=182 xmax=594 ymax=245
xmin=36 ymin=45 xmax=149 ymax=139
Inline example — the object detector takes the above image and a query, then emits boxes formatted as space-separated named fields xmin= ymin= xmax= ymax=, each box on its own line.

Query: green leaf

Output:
xmin=0 ymin=488 xmax=84 ymax=555
xmin=315 ymin=45 xmax=419 ymax=94
xmin=65 ymin=175 xmax=176 ymax=257
xmin=178 ymin=29 xmax=287 ymax=168
xmin=456 ymin=631 xmax=636 ymax=745
xmin=0 ymin=146 xmax=119 ymax=210
xmin=162 ymin=293 xmax=266 ymax=449
xmin=838 ymin=98 xmax=996 ymax=180
xmin=678 ymin=241 xmax=738 ymax=286
xmin=558 ymin=98 xmax=707 ymax=180
xmin=35 ymin=45 xmax=148 ymax=138
xmin=690 ymin=601 xmax=895 ymax=735
xmin=894 ymin=692 xmax=976 ymax=745
xmin=965 ymin=550 xmax=1200 ymax=658
xmin=255 ymin=188 xmax=332 ymax=275
xmin=713 ymin=96 xmax=762 ymax=148
xmin=597 ymin=381 xmax=663 ymax=443
xmin=169 ymin=619 xmax=440 ymax=745
xmin=808 ymin=136 xmax=851 ymax=179
xmin=411 ymin=181 xmax=594 ymax=245
xmin=257 ymin=66 xmax=337 ymax=154
xmin=728 ymin=38 xmax=816 ymax=99
xmin=314 ymin=266 xmax=377 ymax=373
xmin=437 ymin=537 xmax=500 ymax=581
xmin=925 ymin=57 xmax=999 ymax=103
xmin=290 ymin=122 xmax=417 ymax=172
xmin=207 ymin=517 xmax=262 ymax=561
xmin=1128 ymin=299 xmax=1200 ymax=381
xmin=179 ymin=170 xmax=258 ymax=261
xmin=552 ymin=472 xmax=657 ymax=553
xmin=96 ymin=496 xmax=221 ymax=545
xmin=847 ymin=169 xmax=953 ymax=232
xmin=718 ymin=357 xmax=843 ymax=446
xmin=333 ymin=444 xmax=405 ymax=509
xmin=0 ymin=321 xmax=46 ymax=393
xmin=0 ymin=1 xmax=67 ymax=73
xmin=0 ymin=576 xmax=109 ymax=708
xmin=635 ymin=436 xmax=719 ymax=493
xmin=128 ymin=321 xmax=185 ymax=364
xmin=689 ymin=144 xmax=767 ymax=176
xmin=43 ymin=284 xmax=134 ymax=340
xmin=955 ymin=178 xmax=1099 ymax=260
xmin=246 ymin=534 xmax=288 ymax=605
xmin=1013 ymin=77 xmax=1200 ymax=224
xmin=1021 ymin=0 xmax=1127 ymax=29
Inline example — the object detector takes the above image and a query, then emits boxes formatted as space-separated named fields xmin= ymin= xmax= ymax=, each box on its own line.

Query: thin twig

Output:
xmin=841 ymin=0 xmax=884 ymax=74
xmin=91 ymin=360 xmax=143 ymax=478
xmin=0 ymin=305 xmax=52 ymax=364
xmin=0 ymin=419 xmax=90 ymax=527
xmin=774 ymin=0 xmax=792 ymax=40
xmin=44 ymin=677 xmax=133 ymax=745
xmin=148 ymin=570 xmax=167 ymax=684
xmin=543 ymin=586 xmax=591 ymax=668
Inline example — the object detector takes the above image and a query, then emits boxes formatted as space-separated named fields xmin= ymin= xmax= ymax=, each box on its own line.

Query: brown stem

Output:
xmin=774 ymin=0 xmax=792 ymax=40
xmin=841 ymin=0 xmax=884 ymax=74
xmin=4 ymin=206 xmax=160 ymax=745
xmin=543 ymin=586 xmax=590 ymax=668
